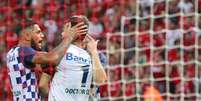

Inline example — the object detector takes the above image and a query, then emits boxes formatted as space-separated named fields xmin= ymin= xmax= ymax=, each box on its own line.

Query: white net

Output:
xmin=102 ymin=0 xmax=201 ymax=101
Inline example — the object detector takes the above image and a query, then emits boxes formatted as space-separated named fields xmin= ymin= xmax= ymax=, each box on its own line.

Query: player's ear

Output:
xmin=22 ymin=29 xmax=31 ymax=41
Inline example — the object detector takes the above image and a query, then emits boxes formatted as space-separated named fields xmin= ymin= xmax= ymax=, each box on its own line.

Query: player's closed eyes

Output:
xmin=34 ymin=30 xmax=42 ymax=35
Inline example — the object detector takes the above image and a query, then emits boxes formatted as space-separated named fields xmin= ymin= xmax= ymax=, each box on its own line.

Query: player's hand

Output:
xmin=62 ymin=22 xmax=88 ymax=40
xmin=84 ymin=34 xmax=99 ymax=55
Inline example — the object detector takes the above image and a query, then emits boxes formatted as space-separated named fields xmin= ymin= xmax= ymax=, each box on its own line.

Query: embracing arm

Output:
xmin=32 ymin=38 xmax=73 ymax=65
xmin=32 ymin=22 xmax=88 ymax=66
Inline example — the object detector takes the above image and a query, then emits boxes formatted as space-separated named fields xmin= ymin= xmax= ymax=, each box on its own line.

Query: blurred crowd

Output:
xmin=0 ymin=0 xmax=201 ymax=101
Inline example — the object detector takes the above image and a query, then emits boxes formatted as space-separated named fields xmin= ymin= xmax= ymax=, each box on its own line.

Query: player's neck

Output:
xmin=18 ymin=40 xmax=31 ymax=47
xmin=73 ymin=41 xmax=85 ymax=49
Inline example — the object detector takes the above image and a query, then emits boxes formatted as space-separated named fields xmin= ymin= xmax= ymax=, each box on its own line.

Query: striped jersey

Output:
xmin=6 ymin=46 xmax=41 ymax=101
xmin=49 ymin=44 xmax=92 ymax=101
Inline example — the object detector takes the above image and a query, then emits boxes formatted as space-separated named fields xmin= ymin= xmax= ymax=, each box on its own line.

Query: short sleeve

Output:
xmin=18 ymin=47 xmax=36 ymax=68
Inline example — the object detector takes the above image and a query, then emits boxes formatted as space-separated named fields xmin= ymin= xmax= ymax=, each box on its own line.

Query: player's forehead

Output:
xmin=32 ymin=24 xmax=41 ymax=31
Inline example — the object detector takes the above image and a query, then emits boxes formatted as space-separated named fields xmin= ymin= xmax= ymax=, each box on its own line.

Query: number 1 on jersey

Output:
xmin=81 ymin=65 xmax=90 ymax=87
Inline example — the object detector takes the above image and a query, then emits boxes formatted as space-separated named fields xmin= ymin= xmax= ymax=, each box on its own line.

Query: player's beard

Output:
xmin=31 ymin=39 xmax=42 ymax=51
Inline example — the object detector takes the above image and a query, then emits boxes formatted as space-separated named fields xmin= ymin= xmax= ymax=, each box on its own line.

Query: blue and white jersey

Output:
xmin=6 ymin=46 xmax=41 ymax=101
xmin=49 ymin=44 xmax=92 ymax=101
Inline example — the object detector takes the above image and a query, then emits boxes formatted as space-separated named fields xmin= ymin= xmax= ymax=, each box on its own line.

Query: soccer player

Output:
xmin=39 ymin=52 xmax=107 ymax=101
xmin=6 ymin=19 xmax=87 ymax=101
xmin=44 ymin=15 xmax=107 ymax=101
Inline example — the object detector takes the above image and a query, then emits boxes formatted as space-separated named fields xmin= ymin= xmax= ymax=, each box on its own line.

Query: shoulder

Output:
xmin=18 ymin=46 xmax=36 ymax=61
xmin=7 ymin=47 xmax=21 ymax=58
xmin=18 ymin=47 xmax=36 ymax=67
xmin=7 ymin=47 xmax=17 ymax=55
xmin=18 ymin=46 xmax=35 ymax=53
xmin=68 ymin=44 xmax=88 ymax=54
xmin=67 ymin=44 xmax=76 ymax=52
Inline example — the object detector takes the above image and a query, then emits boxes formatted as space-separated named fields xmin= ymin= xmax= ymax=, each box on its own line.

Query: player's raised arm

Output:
xmin=32 ymin=22 xmax=88 ymax=65
xmin=85 ymin=34 xmax=107 ymax=84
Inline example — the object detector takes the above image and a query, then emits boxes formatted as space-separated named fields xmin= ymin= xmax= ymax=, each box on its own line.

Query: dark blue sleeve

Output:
xmin=18 ymin=47 xmax=36 ymax=68
xmin=98 ymin=52 xmax=107 ymax=67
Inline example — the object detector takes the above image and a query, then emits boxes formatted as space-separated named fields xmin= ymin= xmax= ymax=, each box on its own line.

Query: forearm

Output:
xmin=39 ymin=73 xmax=51 ymax=97
xmin=50 ymin=36 xmax=73 ymax=64
xmin=91 ymin=51 xmax=107 ymax=84
xmin=39 ymin=86 xmax=49 ymax=98
xmin=33 ymin=36 xmax=74 ymax=65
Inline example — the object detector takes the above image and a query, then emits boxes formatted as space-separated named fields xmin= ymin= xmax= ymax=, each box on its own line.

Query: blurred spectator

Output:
xmin=153 ymin=49 xmax=165 ymax=63
xmin=177 ymin=0 xmax=194 ymax=14
xmin=168 ymin=0 xmax=180 ymax=14
xmin=122 ymin=67 xmax=136 ymax=99
xmin=184 ymin=49 xmax=195 ymax=62
xmin=125 ymin=51 xmax=135 ymax=65
xmin=154 ymin=1 xmax=165 ymax=16
xmin=168 ymin=48 xmax=181 ymax=62
xmin=199 ymin=66 xmax=201 ymax=94
xmin=109 ymin=82 xmax=122 ymax=97
xmin=139 ymin=0 xmax=154 ymax=17
xmin=167 ymin=17 xmax=182 ymax=48
xmin=138 ymin=33 xmax=150 ymax=48
xmin=4 ymin=28 xmax=18 ymax=50
xmin=44 ymin=17 xmax=58 ymax=45
xmin=124 ymin=81 xmax=135 ymax=97
xmin=183 ymin=30 xmax=195 ymax=46
xmin=151 ymin=64 xmax=166 ymax=93
xmin=108 ymin=68 xmax=122 ymax=97
xmin=88 ymin=16 xmax=104 ymax=38
xmin=99 ymin=83 xmax=109 ymax=97
xmin=0 ymin=21 xmax=6 ymax=36
xmin=143 ymin=83 xmax=163 ymax=101
xmin=183 ymin=16 xmax=195 ymax=30
xmin=128 ymin=0 xmax=137 ymax=16
xmin=169 ymin=64 xmax=181 ymax=94
xmin=153 ymin=32 xmax=166 ymax=47
xmin=138 ymin=50 xmax=148 ymax=64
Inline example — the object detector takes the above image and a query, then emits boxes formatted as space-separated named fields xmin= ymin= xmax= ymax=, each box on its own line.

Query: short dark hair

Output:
xmin=68 ymin=15 xmax=89 ymax=27
xmin=16 ymin=18 xmax=37 ymax=36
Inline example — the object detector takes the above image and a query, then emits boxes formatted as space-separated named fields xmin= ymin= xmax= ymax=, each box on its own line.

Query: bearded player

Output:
xmin=6 ymin=18 xmax=87 ymax=101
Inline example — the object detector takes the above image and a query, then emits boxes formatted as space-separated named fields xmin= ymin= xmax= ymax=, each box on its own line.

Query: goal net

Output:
xmin=102 ymin=0 xmax=201 ymax=101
